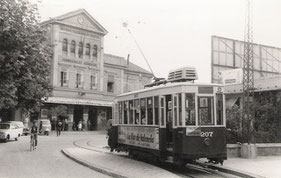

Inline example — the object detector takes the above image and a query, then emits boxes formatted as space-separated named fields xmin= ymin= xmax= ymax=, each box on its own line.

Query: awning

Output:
xmin=44 ymin=97 xmax=113 ymax=107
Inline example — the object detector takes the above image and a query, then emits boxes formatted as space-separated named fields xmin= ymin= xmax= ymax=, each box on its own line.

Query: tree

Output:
xmin=0 ymin=0 xmax=52 ymax=115
xmin=48 ymin=105 xmax=68 ymax=119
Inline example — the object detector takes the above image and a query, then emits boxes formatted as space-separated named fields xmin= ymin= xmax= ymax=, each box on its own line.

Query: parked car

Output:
xmin=23 ymin=126 xmax=30 ymax=136
xmin=39 ymin=119 xmax=51 ymax=136
xmin=6 ymin=121 xmax=24 ymax=136
xmin=0 ymin=122 xmax=22 ymax=142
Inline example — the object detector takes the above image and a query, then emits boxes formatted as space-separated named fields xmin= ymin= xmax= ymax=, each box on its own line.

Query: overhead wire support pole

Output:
xmin=127 ymin=29 xmax=155 ymax=78
xmin=242 ymin=0 xmax=255 ymax=144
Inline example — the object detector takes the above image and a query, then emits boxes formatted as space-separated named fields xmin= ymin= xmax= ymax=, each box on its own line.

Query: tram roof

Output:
xmin=117 ymin=82 xmax=224 ymax=98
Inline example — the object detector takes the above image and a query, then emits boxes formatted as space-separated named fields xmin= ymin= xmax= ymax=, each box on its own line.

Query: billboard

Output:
xmin=219 ymin=68 xmax=243 ymax=85
xmin=118 ymin=126 xmax=159 ymax=150
xmin=211 ymin=36 xmax=281 ymax=84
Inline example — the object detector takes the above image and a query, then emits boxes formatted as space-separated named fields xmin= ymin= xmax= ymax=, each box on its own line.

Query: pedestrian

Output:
xmin=56 ymin=119 xmax=62 ymax=136
xmin=107 ymin=124 xmax=114 ymax=152
xmin=62 ymin=119 xmax=65 ymax=131
xmin=78 ymin=120 xmax=82 ymax=131
xmin=87 ymin=119 xmax=91 ymax=130
xmin=72 ymin=122 xmax=76 ymax=131
xmin=30 ymin=121 xmax=38 ymax=149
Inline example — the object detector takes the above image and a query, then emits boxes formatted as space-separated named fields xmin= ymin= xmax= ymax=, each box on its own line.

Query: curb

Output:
xmin=61 ymin=149 xmax=129 ymax=178
xmin=196 ymin=162 xmax=265 ymax=178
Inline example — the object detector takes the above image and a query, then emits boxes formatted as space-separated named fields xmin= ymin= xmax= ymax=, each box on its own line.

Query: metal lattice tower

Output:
xmin=242 ymin=0 xmax=254 ymax=144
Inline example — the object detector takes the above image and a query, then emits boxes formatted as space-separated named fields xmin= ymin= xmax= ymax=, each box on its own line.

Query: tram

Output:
xmin=108 ymin=67 xmax=227 ymax=166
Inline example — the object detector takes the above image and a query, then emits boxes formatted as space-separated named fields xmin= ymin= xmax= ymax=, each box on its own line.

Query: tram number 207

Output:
xmin=201 ymin=132 xmax=213 ymax=137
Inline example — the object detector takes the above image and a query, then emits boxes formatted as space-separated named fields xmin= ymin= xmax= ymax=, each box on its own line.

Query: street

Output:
xmin=0 ymin=131 xmax=111 ymax=178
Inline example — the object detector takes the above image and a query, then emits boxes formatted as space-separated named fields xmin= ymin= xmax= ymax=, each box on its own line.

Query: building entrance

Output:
xmin=88 ymin=107 xmax=97 ymax=130
xmin=73 ymin=106 xmax=83 ymax=130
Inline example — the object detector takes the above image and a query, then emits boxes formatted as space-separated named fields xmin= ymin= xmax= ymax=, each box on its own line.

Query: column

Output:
xmin=83 ymin=106 xmax=89 ymax=131
xmin=68 ymin=106 xmax=74 ymax=131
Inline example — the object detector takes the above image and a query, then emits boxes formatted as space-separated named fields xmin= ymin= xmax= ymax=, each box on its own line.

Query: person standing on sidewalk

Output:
xmin=56 ymin=119 xmax=62 ymax=136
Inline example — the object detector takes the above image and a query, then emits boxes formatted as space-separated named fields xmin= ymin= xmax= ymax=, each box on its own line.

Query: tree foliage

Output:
xmin=227 ymin=92 xmax=281 ymax=143
xmin=0 ymin=0 xmax=52 ymax=114
xmin=48 ymin=105 xmax=68 ymax=118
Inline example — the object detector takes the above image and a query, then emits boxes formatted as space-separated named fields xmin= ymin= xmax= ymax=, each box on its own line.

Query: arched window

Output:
xmin=85 ymin=43 xmax=90 ymax=56
xmin=62 ymin=39 xmax=68 ymax=52
xmin=70 ymin=40 xmax=76 ymax=53
xmin=78 ymin=42 xmax=83 ymax=58
xmin=92 ymin=45 xmax=98 ymax=57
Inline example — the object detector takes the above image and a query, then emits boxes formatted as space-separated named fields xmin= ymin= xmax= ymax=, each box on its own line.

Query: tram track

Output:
xmin=72 ymin=139 xmax=260 ymax=178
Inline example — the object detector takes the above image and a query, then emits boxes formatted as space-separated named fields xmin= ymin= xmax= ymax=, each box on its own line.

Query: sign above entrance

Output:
xmin=45 ymin=97 xmax=113 ymax=107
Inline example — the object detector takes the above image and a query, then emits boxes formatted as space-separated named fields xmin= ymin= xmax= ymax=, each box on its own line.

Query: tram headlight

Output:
xmin=204 ymin=138 xmax=211 ymax=147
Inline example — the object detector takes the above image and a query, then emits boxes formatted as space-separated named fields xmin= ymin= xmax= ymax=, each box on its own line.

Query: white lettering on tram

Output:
xmin=200 ymin=131 xmax=213 ymax=137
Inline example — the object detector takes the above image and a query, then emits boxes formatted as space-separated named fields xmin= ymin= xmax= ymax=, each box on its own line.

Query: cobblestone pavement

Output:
xmin=0 ymin=131 xmax=111 ymax=178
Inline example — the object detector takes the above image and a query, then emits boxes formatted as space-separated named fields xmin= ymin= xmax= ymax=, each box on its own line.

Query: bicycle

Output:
xmin=30 ymin=134 xmax=35 ymax=151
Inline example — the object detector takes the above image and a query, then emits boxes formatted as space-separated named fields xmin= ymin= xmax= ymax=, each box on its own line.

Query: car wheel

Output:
xmin=5 ymin=135 xmax=10 ymax=143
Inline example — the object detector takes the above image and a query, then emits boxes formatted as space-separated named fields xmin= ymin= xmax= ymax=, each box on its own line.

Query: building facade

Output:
xmin=11 ymin=9 xmax=153 ymax=130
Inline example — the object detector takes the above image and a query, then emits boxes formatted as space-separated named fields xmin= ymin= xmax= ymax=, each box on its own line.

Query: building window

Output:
xmin=86 ymin=44 xmax=90 ymax=55
xmin=90 ymin=75 xmax=96 ymax=89
xmin=60 ymin=71 xmax=68 ymax=87
xmin=76 ymin=73 xmax=83 ymax=88
xmin=107 ymin=75 xmax=114 ymax=93
xmin=78 ymin=42 xmax=83 ymax=58
xmin=92 ymin=45 xmax=98 ymax=57
xmin=70 ymin=40 xmax=76 ymax=54
xmin=107 ymin=82 xmax=114 ymax=93
xmin=62 ymin=39 xmax=68 ymax=53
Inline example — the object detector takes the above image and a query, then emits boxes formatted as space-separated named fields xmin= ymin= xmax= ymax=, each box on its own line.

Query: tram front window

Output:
xmin=198 ymin=97 xmax=214 ymax=125
xmin=185 ymin=93 xmax=195 ymax=125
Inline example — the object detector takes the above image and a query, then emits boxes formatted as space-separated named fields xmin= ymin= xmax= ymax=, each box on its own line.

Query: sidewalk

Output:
xmin=223 ymin=156 xmax=281 ymax=178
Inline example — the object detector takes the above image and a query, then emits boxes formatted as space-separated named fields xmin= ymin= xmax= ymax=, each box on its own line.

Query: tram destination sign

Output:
xmin=118 ymin=126 xmax=159 ymax=150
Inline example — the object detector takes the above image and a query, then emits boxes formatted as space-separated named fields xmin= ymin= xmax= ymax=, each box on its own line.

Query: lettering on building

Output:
xmin=60 ymin=26 xmax=101 ymax=40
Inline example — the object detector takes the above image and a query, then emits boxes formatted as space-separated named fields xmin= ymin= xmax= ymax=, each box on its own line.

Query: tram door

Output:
xmin=165 ymin=95 xmax=173 ymax=149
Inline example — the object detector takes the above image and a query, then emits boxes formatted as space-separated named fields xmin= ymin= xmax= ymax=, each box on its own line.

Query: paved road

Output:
xmin=0 ymin=131 xmax=111 ymax=178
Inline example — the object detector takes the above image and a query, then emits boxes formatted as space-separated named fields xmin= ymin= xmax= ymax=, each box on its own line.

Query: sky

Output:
xmin=31 ymin=0 xmax=281 ymax=82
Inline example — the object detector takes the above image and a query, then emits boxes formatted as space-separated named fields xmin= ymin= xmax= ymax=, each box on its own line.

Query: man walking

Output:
xmin=56 ymin=119 xmax=62 ymax=136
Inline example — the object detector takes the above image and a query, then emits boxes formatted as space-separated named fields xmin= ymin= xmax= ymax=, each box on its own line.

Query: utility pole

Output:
xmin=242 ymin=0 xmax=255 ymax=144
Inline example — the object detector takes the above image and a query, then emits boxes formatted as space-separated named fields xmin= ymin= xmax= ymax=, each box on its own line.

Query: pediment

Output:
xmin=46 ymin=9 xmax=108 ymax=35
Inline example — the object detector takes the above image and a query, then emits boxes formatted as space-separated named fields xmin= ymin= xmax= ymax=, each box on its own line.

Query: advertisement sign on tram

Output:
xmin=118 ymin=126 xmax=159 ymax=150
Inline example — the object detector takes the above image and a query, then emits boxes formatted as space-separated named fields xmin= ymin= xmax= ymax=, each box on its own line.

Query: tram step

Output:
xmin=164 ymin=156 xmax=174 ymax=163
xmin=166 ymin=147 xmax=173 ymax=152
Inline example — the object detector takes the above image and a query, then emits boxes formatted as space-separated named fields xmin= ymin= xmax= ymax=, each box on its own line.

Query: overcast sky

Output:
xmin=32 ymin=0 xmax=281 ymax=82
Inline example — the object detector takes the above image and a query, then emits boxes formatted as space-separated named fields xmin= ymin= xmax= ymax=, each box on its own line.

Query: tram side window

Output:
xmin=134 ymin=99 xmax=140 ymax=124
xmin=119 ymin=102 xmax=123 ymax=124
xmin=160 ymin=97 xmax=165 ymax=126
xmin=185 ymin=93 xmax=195 ymax=125
xmin=154 ymin=96 xmax=159 ymax=125
xmin=147 ymin=97 xmax=153 ymax=125
xmin=173 ymin=95 xmax=178 ymax=126
xmin=124 ymin=101 xmax=128 ymax=124
xmin=178 ymin=94 xmax=182 ymax=126
xmin=129 ymin=100 xmax=134 ymax=124
xmin=216 ymin=94 xmax=224 ymax=125
xmin=198 ymin=97 xmax=214 ymax=125
xmin=140 ymin=98 xmax=146 ymax=125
